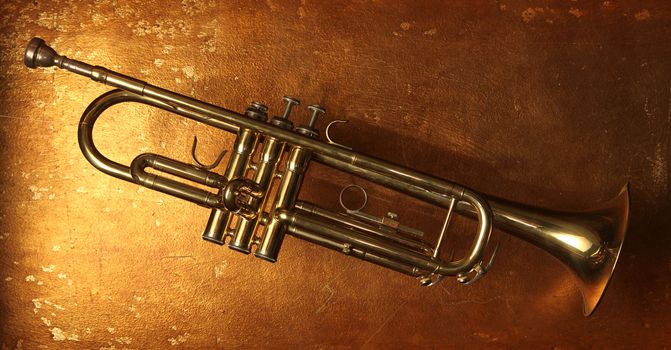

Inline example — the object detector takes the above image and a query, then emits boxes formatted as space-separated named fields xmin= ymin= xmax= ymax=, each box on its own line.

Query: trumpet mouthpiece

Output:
xmin=24 ymin=37 xmax=59 ymax=69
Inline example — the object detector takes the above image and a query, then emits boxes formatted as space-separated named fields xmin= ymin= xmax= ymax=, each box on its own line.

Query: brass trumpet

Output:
xmin=24 ymin=37 xmax=629 ymax=316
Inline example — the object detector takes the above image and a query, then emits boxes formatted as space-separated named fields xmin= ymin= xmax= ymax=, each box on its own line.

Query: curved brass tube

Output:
xmin=67 ymin=63 xmax=493 ymax=276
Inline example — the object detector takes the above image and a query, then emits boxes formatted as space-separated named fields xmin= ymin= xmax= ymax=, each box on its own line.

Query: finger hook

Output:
xmin=325 ymin=120 xmax=352 ymax=150
xmin=191 ymin=136 xmax=227 ymax=170
xmin=338 ymin=184 xmax=368 ymax=213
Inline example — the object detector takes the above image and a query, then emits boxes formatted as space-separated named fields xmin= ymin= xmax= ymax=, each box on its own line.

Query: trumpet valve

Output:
xmin=244 ymin=102 xmax=269 ymax=121
xmin=222 ymin=179 xmax=264 ymax=219
xmin=271 ymin=96 xmax=298 ymax=129
xmin=295 ymin=104 xmax=325 ymax=138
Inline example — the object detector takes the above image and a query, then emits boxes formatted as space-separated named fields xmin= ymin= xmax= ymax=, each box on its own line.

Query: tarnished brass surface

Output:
xmin=1 ymin=1 xmax=669 ymax=349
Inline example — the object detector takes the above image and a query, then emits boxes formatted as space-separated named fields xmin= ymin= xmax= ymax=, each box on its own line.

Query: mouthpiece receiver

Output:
xmin=24 ymin=37 xmax=60 ymax=69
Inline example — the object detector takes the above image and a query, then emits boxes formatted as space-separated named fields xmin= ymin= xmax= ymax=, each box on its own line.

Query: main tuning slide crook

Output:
xmin=191 ymin=136 xmax=227 ymax=170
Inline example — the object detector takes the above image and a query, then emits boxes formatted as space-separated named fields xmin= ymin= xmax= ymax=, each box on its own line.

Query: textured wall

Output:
xmin=1 ymin=1 xmax=670 ymax=349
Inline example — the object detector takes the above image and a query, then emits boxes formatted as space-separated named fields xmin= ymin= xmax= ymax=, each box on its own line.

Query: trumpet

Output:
xmin=24 ymin=37 xmax=629 ymax=316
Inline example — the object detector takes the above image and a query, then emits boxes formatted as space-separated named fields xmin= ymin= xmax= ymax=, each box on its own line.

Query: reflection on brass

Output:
xmin=24 ymin=37 xmax=629 ymax=316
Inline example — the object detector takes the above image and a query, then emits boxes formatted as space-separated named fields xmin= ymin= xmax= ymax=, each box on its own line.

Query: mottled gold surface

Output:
xmin=1 ymin=1 xmax=670 ymax=349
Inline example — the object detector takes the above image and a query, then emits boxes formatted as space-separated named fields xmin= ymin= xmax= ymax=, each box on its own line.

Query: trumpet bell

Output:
xmin=573 ymin=183 xmax=629 ymax=316
xmin=484 ymin=184 xmax=629 ymax=316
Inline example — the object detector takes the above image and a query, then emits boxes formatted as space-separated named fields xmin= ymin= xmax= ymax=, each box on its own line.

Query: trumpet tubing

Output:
xmin=24 ymin=37 xmax=629 ymax=316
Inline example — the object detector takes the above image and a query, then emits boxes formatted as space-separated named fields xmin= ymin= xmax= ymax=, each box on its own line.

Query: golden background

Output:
xmin=1 ymin=0 xmax=669 ymax=349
